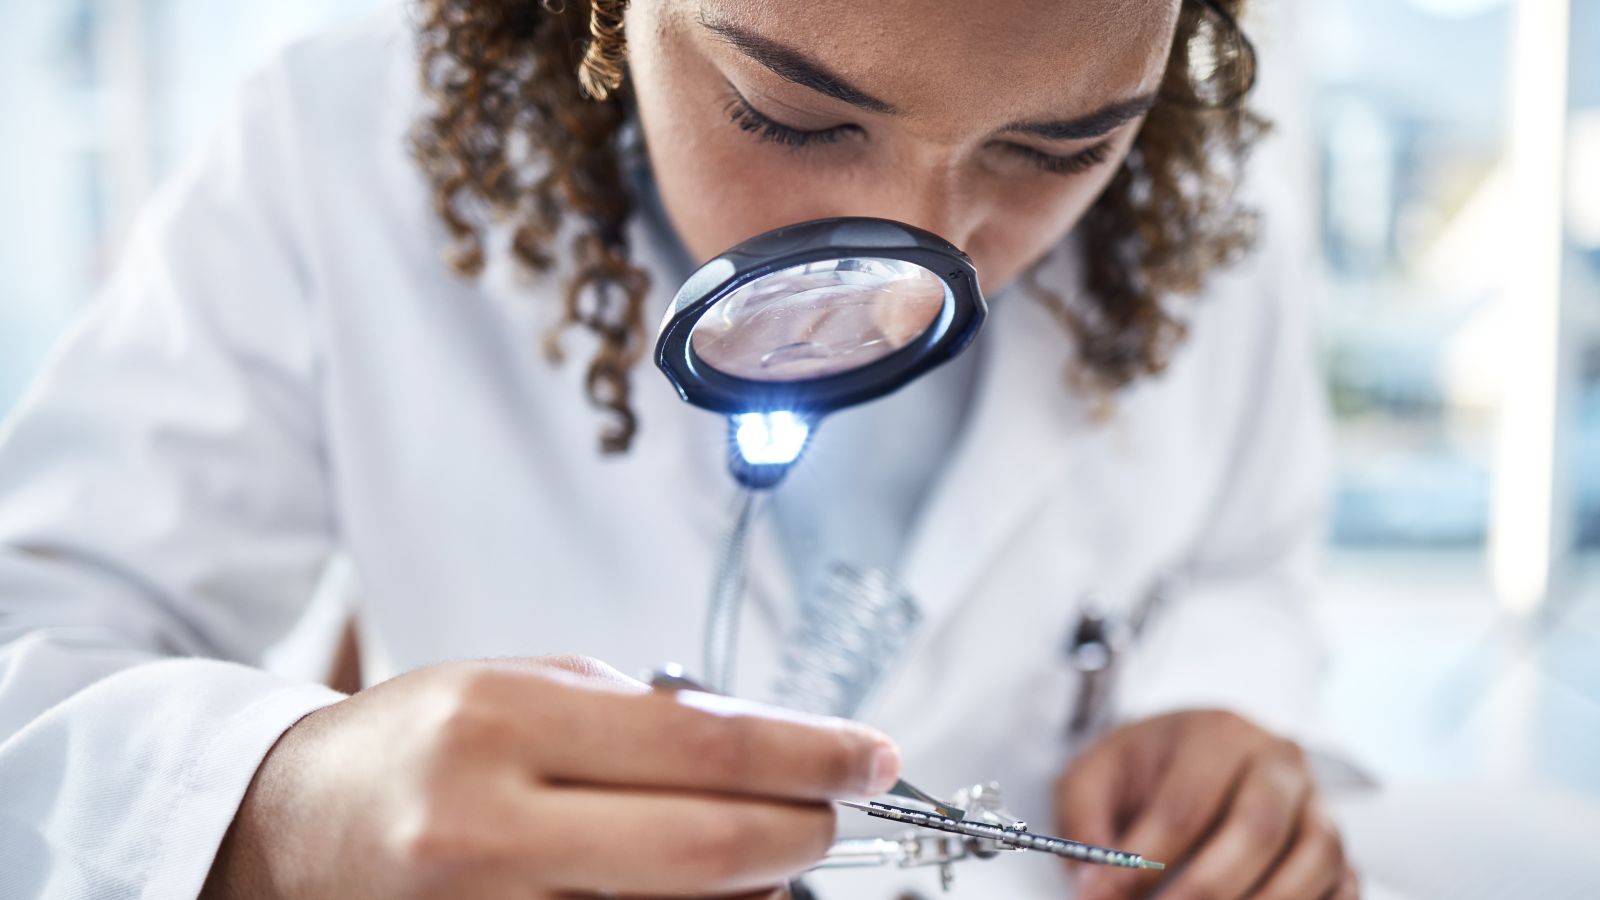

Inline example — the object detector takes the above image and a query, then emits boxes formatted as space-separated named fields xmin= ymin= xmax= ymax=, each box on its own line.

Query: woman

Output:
xmin=0 ymin=0 xmax=1355 ymax=897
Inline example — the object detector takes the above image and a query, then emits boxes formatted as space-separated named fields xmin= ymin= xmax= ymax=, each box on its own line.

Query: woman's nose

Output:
xmin=836 ymin=166 xmax=983 ymax=253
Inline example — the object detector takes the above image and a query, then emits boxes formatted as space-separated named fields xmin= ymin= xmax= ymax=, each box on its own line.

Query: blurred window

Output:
xmin=0 ymin=0 xmax=392 ymax=409
xmin=1294 ymin=0 xmax=1599 ymax=555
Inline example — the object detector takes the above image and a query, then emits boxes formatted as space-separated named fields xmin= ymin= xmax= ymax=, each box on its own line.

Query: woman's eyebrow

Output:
xmin=698 ymin=13 xmax=898 ymax=115
xmin=697 ymin=11 xmax=1155 ymax=141
xmin=999 ymin=94 xmax=1159 ymax=141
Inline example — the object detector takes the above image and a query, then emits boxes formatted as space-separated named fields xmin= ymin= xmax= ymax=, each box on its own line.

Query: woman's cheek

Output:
xmin=658 ymin=143 xmax=853 ymax=260
xmin=629 ymin=89 xmax=795 ymax=256
xmin=965 ymin=182 xmax=1102 ymax=290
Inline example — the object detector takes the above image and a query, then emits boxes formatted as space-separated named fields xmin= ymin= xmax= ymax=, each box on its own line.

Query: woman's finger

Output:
xmin=1056 ymin=743 xmax=1138 ymax=894
xmin=1075 ymin=726 xmax=1256 ymax=900
xmin=522 ymin=786 xmax=837 ymax=896
xmin=1055 ymin=741 xmax=1124 ymax=848
xmin=1157 ymin=750 xmax=1312 ymax=900
xmin=1248 ymin=798 xmax=1344 ymax=900
xmin=1114 ymin=727 xmax=1254 ymax=864
xmin=1326 ymin=865 xmax=1361 ymax=900
xmin=484 ymin=670 xmax=900 ymax=801
xmin=564 ymin=884 xmax=792 ymax=899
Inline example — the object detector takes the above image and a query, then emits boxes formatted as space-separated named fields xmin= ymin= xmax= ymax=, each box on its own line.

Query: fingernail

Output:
xmin=865 ymin=742 xmax=901 ymax=795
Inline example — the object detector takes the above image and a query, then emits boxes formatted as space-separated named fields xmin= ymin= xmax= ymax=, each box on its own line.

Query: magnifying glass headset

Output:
xmin=655 ymin=217 xmax=987 ymax=488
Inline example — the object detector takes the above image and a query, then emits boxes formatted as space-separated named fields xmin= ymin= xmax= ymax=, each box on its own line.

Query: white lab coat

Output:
xmin=0 ymin=10 xmax=1331 ymax=899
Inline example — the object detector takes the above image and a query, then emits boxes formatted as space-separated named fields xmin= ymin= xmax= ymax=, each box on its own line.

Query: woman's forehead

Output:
xmin=687 ymin=0 xmax=1178 ymax=123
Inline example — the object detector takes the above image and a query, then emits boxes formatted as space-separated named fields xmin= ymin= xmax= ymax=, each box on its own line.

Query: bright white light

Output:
xmin=734 ymin=412 xmax=810 ymax=466
xmin=1489 ymin=0 xmax=1571 ymax=614
xmin=1567 ymin=111 xmax=1600 ymax=248
xmin=1403 ymin=0 xmax=1510 ymax=19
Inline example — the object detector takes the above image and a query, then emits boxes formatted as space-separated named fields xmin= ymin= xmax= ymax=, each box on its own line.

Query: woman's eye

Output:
xmin=724 ymin=93 xmax=858 ymax=148
xmin=1003 ymin=140 xmax=1114 ymax=176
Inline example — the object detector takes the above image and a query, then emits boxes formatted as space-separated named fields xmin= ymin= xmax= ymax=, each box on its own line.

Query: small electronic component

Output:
xmin=816 ymin=781 xmax=1162 ymax=892
xmin=835 ymin=798 xmax=1164 ymax=870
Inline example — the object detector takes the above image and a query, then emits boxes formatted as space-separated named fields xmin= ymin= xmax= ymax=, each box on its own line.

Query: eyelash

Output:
xmin=723 ymin=92 xmax=1114 ymax=176
xmin=1004 ymin=141 xmax=1114 ymax=176
xmin=724 ymin=94 xmax=857 ymax=147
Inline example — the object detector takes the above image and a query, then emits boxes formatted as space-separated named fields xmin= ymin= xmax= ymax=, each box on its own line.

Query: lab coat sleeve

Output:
xmin=1115 ymin=242 xmax=1334 ymax=747
xmin=0 ymin=66 xmax=346 ymax=899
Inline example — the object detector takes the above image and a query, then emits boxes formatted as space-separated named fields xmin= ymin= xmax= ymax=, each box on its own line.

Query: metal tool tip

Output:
xmin=1137 ymin=859 xmax=1166 ymax=870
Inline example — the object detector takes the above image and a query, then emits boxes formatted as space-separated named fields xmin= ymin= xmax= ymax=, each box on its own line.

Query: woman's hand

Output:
xmin=202 ymin=656 xmax=899 ymax=899
xmin=1055 ymin=710 xmax=1357 ymax=900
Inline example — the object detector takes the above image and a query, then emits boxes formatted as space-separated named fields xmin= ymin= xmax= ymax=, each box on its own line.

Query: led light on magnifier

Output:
xmin=734 ymin=412 xmax=811 ymax=466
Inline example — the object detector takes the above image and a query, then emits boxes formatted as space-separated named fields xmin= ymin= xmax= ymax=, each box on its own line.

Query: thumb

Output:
xmin=1057 ymin=745 xmax=1121 ymax=843
xmin=508 ymin=655 xmax=651 ymax=694
xmin=1055 ymin=749 xmax=1123 ymax=887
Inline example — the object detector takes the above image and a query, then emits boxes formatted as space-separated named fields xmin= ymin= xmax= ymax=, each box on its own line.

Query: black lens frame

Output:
xmin=655 ymin=217 xmax=986 ymax=418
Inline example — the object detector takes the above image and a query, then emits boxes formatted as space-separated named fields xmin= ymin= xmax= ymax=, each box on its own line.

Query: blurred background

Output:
xmin=0 ymin=0 xmax=1595 ymax=798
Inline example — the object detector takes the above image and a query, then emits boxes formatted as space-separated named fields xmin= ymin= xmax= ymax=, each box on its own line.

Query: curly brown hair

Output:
xmin=410 ymin=0 xmax=1266 ymax=452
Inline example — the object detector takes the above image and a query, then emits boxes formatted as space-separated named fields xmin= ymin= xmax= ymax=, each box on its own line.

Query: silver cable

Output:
xmin=704 ymin=488 xmax=760 ymax=694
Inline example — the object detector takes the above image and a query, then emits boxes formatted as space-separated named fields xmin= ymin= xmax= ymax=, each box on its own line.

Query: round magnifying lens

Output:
xmin=657 ymin=217 xmax=986 ymax=488
xmin=689 ymin=257 xmax=948 ymax=382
